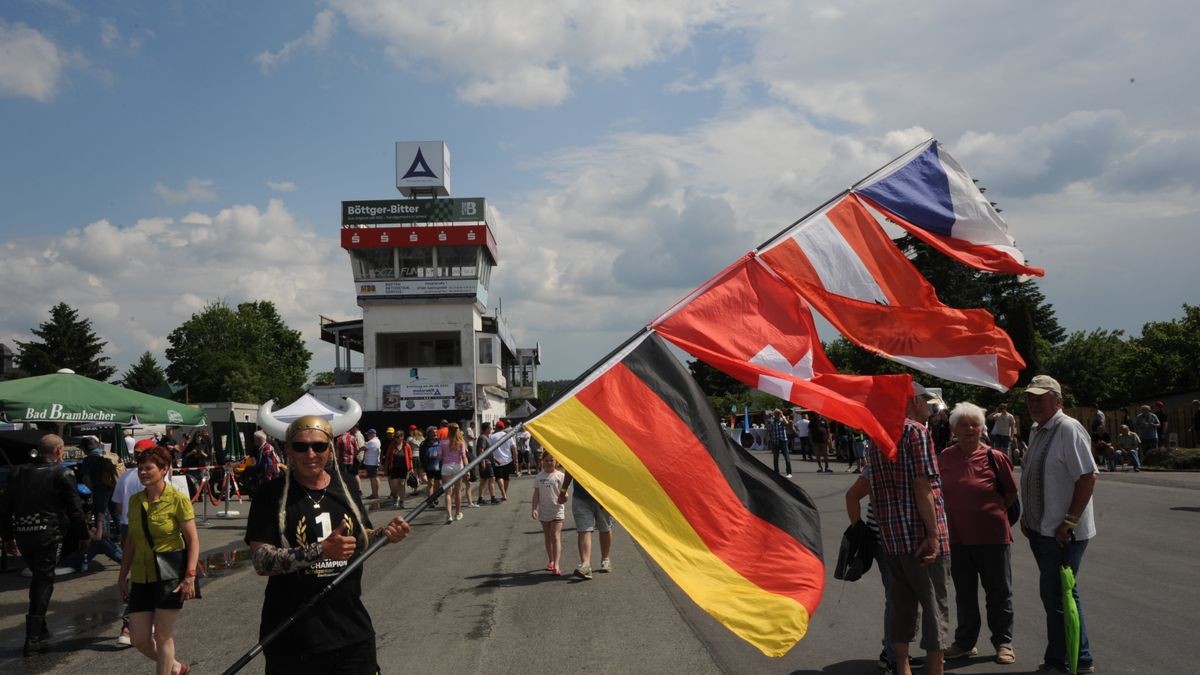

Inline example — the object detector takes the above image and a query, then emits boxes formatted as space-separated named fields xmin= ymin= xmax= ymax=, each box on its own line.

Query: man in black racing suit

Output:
xmin=1 ymin=434 xmax=88 ymax=657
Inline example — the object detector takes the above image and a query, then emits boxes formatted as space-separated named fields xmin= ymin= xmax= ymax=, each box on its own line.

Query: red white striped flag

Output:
xmin=758 ymin=194 xmax=1024 ymax=391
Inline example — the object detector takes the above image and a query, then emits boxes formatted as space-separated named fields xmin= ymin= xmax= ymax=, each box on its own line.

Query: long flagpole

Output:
xmin=752 ymin=137 xmax=932 ymax=253
xmin=221 ymin=424 xmax=526 ymax=675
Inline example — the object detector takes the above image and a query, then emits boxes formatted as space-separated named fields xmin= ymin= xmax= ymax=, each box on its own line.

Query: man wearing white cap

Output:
xmin=1019 ymin=375 xmax=1097 ymax=674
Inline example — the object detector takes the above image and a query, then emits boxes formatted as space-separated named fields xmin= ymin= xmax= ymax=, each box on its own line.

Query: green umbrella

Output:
xmin=226 ymin=410 xmax=244 ymax=462
xmin=0 ymin=370 xmax=206 ymax=426
xmin=1060 ymin=547 xmax=1080 ymax=675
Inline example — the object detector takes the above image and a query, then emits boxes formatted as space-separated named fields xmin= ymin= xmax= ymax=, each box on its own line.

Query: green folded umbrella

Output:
xmin=1060 ymin=549 xmax=1080 ymax=675
xmin=226 ymin=410 xmax=244 ymax=461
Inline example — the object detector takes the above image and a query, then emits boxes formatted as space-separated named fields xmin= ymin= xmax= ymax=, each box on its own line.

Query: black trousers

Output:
xmin=949 ymin=543 xmax=1014 ymax=649
xmin=771 ymin=441 xmax=792 ymax=474
xmin=17 ymin=536 xmax=61 ymax=617
xmin=265 ymin=639 xmax=377 ymax=674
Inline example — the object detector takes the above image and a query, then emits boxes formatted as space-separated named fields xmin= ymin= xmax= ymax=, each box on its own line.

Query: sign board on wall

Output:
xmin=341 ymin=198 xmax=486 ymax=226
xmin=356 ymin=279 xmax=488 ymax=305
xmin=381 ymin=382 xmax=473 ymax=411
xmin=396 ymin=141 xmax=450 ymax=197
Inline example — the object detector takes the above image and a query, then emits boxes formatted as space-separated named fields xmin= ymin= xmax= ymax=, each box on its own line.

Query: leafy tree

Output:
xmin=311 ymin=371 xmax=336 ymax=387
xmin=1120 ymin=304 xmax=1200 ymax=398
xmin=687 ymin=359 xmax=746 ymax=399
xmin=121 ymin=351 xmax=168 ymax=393
xmin=14 ymin=302 xmax=116 ymax=380
xmin=165 ymin=300 xmax=311 ymax=403
xmin=902 ymin=234 xmax=1064 ymax=385
xmin=1044 ymin=329 xmax=1128 ymax=408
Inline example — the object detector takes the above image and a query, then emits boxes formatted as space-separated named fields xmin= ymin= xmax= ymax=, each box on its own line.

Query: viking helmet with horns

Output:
xmin=257 ymin=397 xmax=362 ymax=441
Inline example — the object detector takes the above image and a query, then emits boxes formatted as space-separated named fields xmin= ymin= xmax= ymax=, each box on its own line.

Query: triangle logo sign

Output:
xmin=402 ymin=148 xmax=438 ymax=180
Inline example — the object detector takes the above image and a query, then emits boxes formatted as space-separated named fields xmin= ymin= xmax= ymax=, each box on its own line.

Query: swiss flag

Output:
xmin=651 ymin=255 xmax=910 ymax=458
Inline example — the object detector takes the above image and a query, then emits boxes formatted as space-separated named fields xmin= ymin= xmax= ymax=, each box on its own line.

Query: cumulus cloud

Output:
xmin=0 ymin=22 xmax=69 ymax=101
xmin=329 ymin=0 xmax=729 ymax=107
xmin=0 ymin=200 xmax=356 ymax=373
xmin=255 ymin=9 xmax=337 ymax=73
xmin=267 ymin=180 xmax=297 ymax=192
xmin=154 ymin=178 xmax=218 ymax=205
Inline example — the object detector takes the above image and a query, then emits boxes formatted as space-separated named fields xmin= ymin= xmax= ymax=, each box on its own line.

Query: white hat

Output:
xmin=1024 ymin=375 xmax=1062 ymax=396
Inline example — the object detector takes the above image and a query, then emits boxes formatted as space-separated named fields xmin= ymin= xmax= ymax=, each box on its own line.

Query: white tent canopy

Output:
xmin=270 ymin=393 xmax=346 ymax=422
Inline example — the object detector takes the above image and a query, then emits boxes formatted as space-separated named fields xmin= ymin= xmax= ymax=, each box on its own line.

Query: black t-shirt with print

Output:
xmin=245 ymin=473 xmax=375 ymax=655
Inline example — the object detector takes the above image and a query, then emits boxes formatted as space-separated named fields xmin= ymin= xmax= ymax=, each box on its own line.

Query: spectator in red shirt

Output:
xmin=335 ymin=427 xmax=359 ymax=481
xmin=939 ymin=402 xmax=1018 ymax=665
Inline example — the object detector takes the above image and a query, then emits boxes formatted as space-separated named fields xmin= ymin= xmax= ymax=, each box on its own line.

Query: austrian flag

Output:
xmin=525 ymin=333 xmax=824 ymax=657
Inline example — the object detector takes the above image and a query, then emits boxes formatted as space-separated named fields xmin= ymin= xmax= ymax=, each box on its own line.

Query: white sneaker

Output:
xmin=117 ymin=627 xmax=131 ymax=646
xmin=573 ymin=563 xmax=593 ymax=579
xmin=455 ymin=512 xmax=463 ymax=520
xmin=446 ymin=517 xmax=454 ymax=524
xmin=785 ymin=474 xmax=793 ymax=478
xmin=599 ymin=558 xmax=612 ymax=573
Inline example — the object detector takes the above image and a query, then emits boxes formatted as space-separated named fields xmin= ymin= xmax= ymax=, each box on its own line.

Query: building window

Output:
xmin=376 ymin=332 xmax=461 ymax=368
xmin=397 ymin=247 xmax=434 ymax=278
xmin=478 ymin=337 xmax=494 ymax=365
xmin=351 ymin=248 xmax=396 ymax=280
xmin=438 ymin=246 xmax=479 ymax=278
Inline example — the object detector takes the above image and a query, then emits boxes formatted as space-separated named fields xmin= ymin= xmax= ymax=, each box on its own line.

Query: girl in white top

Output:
xmin=531 ymin=453 xmax=565 ymax=575
xmin=440 ymin=424 xmax=469 ymax=524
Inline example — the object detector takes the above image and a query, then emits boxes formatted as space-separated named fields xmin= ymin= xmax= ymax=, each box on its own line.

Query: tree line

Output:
xmin=7 ymin=300 xmax=311 ymax=404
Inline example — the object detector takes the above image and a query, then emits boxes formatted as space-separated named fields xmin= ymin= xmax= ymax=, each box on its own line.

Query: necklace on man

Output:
xmin=303 ymin=486 xmax=326 ymax=509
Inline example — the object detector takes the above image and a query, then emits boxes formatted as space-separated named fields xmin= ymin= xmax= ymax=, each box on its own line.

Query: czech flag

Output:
xmin=525 ymin=332 xmax=824 ymax=657
xmin=855 ymin=139 xmax=1044 ymax=278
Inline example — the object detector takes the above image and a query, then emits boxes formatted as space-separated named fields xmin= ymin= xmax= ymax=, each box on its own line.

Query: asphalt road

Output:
xmin=2 ymin=461 xmax=1197 ymax=674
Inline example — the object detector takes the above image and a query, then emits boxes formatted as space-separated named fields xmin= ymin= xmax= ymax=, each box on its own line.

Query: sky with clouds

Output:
xmin=1 ymin=1 xmax=1196 ymax=384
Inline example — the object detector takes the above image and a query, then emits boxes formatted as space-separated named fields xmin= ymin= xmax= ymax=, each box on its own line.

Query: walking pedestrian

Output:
xmin=560 ymin=471 xmax=616 ymax=580
xmin=441 ymin=424 xmax=469 ymax=523
xmin=117 ymin=445 xmax=200 ymax=675
xmin=383 ymin=428 xmax=410 ymax=508
xmin=1 ymin=434 xmax=89 ymax=657
xmin=361 ymin=429 xmax=382 ymax=499
xmin=247 ymin=404 xmax=411 ymax=673
xmin=531 ymin=453 xmax=565 ymax=575
xmin=476 ymin=422 xmax=498 ymax=505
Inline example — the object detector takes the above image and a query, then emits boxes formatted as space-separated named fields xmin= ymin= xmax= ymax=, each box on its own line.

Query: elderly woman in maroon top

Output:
xmin=939 ymin=401 xmax=1018 ymax=666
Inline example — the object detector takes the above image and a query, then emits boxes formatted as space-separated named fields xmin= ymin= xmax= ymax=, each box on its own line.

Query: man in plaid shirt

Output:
xmin=767 ymin=409 xmax=794 ymax=477
xmin=864 ymin=382 xmax=951 ymax=675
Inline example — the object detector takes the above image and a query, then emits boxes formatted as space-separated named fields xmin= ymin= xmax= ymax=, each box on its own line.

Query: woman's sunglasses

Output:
xmin=288 ymin=441 xmax=331 ymax=454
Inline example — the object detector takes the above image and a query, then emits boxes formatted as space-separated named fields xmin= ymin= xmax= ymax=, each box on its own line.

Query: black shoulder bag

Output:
xmin=139 ymin=498 xmax=201 ymax=599
xmin=985 ymin=449 xmax=1021 ymax=526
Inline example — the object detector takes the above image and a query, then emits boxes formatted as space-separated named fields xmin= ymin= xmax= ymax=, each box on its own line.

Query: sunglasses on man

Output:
xmin=288 ymin=441 xmax=331 ymax=454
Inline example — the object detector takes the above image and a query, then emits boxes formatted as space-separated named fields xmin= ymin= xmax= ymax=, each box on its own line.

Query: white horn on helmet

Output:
xmin=256 ymin=399 xmax=290 ymax=440
xmin=330 ymin=397 xmax=362 ymax=437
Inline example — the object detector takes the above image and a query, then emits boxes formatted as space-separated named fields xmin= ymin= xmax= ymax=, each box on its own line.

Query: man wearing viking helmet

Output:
xmin=245 ymin=398 xmax=410 ymax=674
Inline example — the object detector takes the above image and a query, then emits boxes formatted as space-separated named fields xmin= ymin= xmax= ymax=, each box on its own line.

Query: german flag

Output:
xmin=525 ymin=333 xmax=824 ymax=657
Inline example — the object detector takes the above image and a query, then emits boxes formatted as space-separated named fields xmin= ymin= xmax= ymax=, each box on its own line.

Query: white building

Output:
xmin=311 ymin=143 xmax=539 ymax=432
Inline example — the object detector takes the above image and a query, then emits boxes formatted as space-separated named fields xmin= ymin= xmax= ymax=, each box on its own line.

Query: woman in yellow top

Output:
xmin=117 ymin=446 xmax=200 ymax=675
